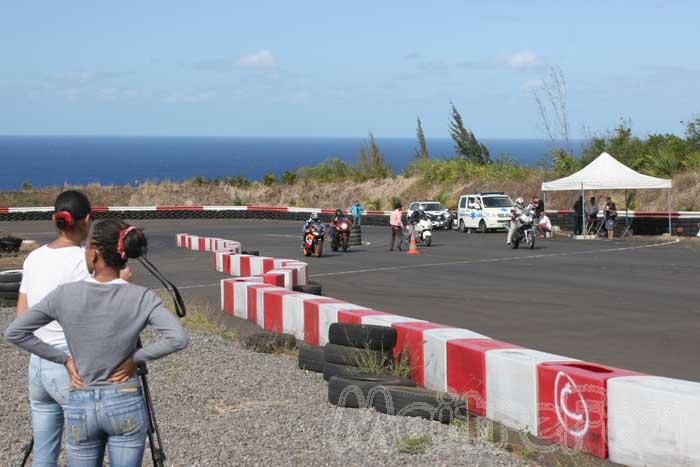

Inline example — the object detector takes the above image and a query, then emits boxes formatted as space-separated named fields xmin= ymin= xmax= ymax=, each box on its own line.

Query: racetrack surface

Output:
xmin=4 ymin=219 xmax=699 ymax=382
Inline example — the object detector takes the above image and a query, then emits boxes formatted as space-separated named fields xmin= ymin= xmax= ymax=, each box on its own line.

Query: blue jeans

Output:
xmin=65 ymin=384 xmax=147 ymax=467
xmin=28 ymin=353 xmax=70 ymax=467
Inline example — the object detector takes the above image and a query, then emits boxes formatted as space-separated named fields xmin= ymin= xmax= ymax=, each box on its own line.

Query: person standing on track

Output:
xmin=349 ymin=200 xmax=364 ymax=226
xmin=389 ymin=201 xmax=403 ymax=251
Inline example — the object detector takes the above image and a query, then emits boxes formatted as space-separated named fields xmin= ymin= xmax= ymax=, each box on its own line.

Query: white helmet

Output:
xmin=310 ymin=212 xmax=319 ymax=221
xmin=514 ymin=197 xmax=524 ymax=207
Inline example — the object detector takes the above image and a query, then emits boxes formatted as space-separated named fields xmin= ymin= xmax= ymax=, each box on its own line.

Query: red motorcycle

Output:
xmin=330 ymin=217 xmax=352 ymax=252
xmin=303 ymin=224 xmax=325 ymax=257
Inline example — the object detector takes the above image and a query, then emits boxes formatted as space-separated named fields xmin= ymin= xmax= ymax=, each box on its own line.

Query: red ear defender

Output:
xmin=52 ymin=211 xmax=74 ymax=227
xmin=117 ymin=226 xmax=138 ymax=260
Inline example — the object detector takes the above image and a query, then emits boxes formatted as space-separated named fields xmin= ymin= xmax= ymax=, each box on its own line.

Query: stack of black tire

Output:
xmin=297 ymin=323 xmax=467 ymax=424
xmin=348 ymin=224 xmax=362 ymax=247
xmin=0 ymin=270 xmax=22 ymax=306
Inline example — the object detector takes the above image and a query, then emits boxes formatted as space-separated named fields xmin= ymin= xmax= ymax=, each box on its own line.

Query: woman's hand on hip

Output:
xmin=107 ymin=357 xmax=136 ymax=383
xmin=64 ymin=358 xmax=85 ymax=389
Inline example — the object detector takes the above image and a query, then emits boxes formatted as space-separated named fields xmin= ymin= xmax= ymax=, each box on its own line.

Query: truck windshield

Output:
xmin=422 ymin=203 xmax=443 ymax=211
xmin=482 ymin=197 xmax=512 ymax=208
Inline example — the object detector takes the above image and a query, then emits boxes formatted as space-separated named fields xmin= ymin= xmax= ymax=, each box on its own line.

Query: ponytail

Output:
xmin=53 ymin=190 xmax=91 ymax=231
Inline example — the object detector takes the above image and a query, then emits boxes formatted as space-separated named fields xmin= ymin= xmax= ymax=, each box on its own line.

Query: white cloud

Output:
xmin=497 ymin=50 xmax=541 ymax=69
xmin=236 ymin=50 xmax=277 ymax=70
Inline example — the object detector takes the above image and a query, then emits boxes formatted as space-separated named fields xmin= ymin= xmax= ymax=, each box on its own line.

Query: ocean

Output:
xmin=0 ymin=136 xmax=583 ymax=190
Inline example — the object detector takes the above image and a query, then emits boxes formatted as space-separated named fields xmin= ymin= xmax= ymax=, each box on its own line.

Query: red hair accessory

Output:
xmin=117 ymin=226 xmax=138 ymax=260
xmin=52 ymin=211 xmax=74 ymax=228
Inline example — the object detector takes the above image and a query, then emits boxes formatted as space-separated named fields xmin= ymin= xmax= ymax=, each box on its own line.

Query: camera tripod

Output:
xmin=20 ymin=256 xmax=186 ymax=467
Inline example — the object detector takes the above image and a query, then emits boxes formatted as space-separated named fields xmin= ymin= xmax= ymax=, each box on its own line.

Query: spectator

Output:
xmin=536 ymin=210 xmax=552 ymax=236
xmin=573 ymin=195 xmax=584 ymax=235
xmin=6 ymin=219 xmax=188 ymax=467
xmin=531 ymin=195 xmax=545 ymax=217
xmin=389 ymin=201 xmax=403 ymax=251
xmin=604 ymin=197 xmax=617 ymax=240
xmin=587 ymin=197 xmax=599 ymax=222
xmin=349 ymin=200 xmax=364 ymax=226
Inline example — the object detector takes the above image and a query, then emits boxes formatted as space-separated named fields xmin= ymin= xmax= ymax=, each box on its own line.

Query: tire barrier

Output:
xmin=2 ymin=204 xmax=700 ymax=235
xmin=179 ymin=231 xmax=700 ymax=464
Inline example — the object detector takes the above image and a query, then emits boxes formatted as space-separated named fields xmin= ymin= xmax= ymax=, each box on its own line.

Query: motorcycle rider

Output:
xmin=303 ymin=212 xmax=324 ymax=237
xmin=330 ymin=208 xmax=349 ymax=243
xmin=406 ymin=204 xmax=427 ymax=242
xmin=506 ymin=197 xmax=534 ymax=246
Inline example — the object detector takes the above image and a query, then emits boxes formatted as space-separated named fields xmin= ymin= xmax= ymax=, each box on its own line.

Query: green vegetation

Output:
xmin=552 ymin=118 xmax=700 ymax=178
xmin=414 ymin=117 xmax=429 ymax=160
xmin=397 ymin=434 xmax=431 ymax=455
xmin=449 ymin=103 xmax=490 ymax=164
xmin=185 ymin=175 xmax=252 ymax=187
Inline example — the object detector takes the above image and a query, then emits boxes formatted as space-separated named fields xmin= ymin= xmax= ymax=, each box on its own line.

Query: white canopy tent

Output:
xmin=541 ymin=152 xmax=673 ymax=235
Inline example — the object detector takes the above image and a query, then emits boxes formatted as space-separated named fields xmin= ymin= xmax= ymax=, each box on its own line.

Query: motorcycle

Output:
xmin=410 ymin=218 xmax=432 ymax=247
xmin=303 ymin=224 xmax=325 ymax=257
xmin=330 ymin=218 xmax=352 ymax=252
xmin=510 ymin=213 xmax=536 ymax=249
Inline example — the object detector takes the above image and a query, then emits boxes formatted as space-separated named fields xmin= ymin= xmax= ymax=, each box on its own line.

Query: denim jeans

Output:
xmin=65 ymin=384 xmax=147 ymax=467
xmin=28 ymin=353 xmax=70 ymax=467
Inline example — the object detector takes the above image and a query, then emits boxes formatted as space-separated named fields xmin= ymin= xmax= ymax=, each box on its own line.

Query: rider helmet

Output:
xmin=514 ymin=197 xmax=524 ymax=208
xmin=310 ymin=212 xmax=319 ymax=221
xmin=335 ymin=209 xmax=343 ymax=217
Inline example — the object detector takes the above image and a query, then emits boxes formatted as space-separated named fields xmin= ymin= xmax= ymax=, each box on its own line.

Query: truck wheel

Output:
xmin=459 ymin=220 xmax=466 ymax=233
xmin=478 ymin=220 xmax=487 ymax=233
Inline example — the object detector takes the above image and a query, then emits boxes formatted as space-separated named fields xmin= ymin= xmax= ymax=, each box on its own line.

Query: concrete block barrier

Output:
xmin=607 ymin=376 xmax=700 ymax=466
xmin=485 ymin=348 xmax=578 ymax=435
xmin=537 ymin=362 xmax=642 ymax=458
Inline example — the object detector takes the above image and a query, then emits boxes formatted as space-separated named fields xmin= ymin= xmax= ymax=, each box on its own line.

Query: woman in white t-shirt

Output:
xmin=15 ymin=190 xmax=129 ymax=466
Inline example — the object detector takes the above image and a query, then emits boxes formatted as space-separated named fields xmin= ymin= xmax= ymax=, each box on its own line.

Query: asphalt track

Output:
xmin=3 ymin=219 xmax=699 ymax=382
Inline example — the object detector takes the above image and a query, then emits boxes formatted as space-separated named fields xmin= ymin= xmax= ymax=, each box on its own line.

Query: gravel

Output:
xmin=0 ymin=307 xmax=533 ymax=467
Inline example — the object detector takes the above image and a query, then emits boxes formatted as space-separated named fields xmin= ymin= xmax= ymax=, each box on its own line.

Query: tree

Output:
xmin=262 ymin=172 xmax=277 ymax=186
xmin=449 ymin=104 xmax=490 ymax=164
xmin=684 ymin=116 xmax=700 ymax=150
xmin=414 ymin=117 xmax=429 ymax=159
xmin=281 ymin=170 xmax=298 ymax=185
xmin=533 ymin=66 xmax=572 ymax=157
xmin=367 ymin=132 xmax=392 ymax=178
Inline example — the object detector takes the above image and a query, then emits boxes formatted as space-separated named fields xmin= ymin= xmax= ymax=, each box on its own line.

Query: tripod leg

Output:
xmin=138 ymin=367 xmax=166 ymax=467
xmin=20 ymin=439 xmax=33 ymax=467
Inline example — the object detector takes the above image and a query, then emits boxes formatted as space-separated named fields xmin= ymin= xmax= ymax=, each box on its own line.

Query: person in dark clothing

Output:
xmin=573 ymin=195 xmax=584 ymax=235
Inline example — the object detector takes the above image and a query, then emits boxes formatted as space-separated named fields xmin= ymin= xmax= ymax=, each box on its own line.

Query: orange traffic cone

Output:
xmin=407 ymin=229 xmax=420 ymax=255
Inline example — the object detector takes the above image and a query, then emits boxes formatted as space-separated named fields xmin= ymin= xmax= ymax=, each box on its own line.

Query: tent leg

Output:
xmin=668 ymin=188 xmax=672 ymax=236
xmin=581 ymin=184 xmax=585 ymax=237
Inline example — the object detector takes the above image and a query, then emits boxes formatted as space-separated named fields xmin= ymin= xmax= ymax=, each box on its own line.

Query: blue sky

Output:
xmin=2 ymin=1 xmax=699 ymax=138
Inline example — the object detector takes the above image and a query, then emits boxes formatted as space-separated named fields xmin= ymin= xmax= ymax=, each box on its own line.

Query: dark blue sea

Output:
xmin=0 ymin=136 xmax=584 ymax=190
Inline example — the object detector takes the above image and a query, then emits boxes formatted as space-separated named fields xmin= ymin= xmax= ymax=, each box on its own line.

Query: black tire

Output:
xmin=459 ymin=219 xmax=466 ymax=233
xmin=478 ymin=220 xmax=487 ymax=234
xmin=424 ymin=235 xmax=432 ymax=247
xmin=293 ymin=281 xmax=322 ymax=295
xmin=298 ymin=345 xmax=325 ymax=373
xmin=372 ymin=386 xmax=467 ymax=424
xmin=328 ymin=375 xmax=416 ymax=408
xmin=0 ymin=282 xmax=21 ymax=293
xmin=529 ymin=234 xmax=536 ymax=249
xmin=351 ymin=224 xmax=361 ymax=232
xmin=324 ymin=343 xmax=389 ymax=367
xmin=323 ymin=362 xmax=372 ymax=381
xmin=0 ymin=237 xmax=23 ymax=253
xmin=511 ymin=238 xmax=520 ymax=249
xmin=0 ymin=270 xmax=22 ymax=284
xmin=241 ymin=250 xmax=259 ymax=256
xmin=348 ymin=235 xmax=361 ymax=241
xmin=328 ymin=323 xmax=397 ymax=351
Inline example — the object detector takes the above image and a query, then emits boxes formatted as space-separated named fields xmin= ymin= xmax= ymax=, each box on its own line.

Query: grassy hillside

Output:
xmin=1 ymin=169 xmax=697 ymax=212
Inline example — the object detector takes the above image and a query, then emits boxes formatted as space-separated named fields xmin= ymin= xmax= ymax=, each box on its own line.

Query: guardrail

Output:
xmin=178 ymin=232 xmax=700 ymax=465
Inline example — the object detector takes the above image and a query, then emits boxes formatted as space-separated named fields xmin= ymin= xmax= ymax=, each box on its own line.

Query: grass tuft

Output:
xmin=397 ymin=434 xmax=431 ymax=455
